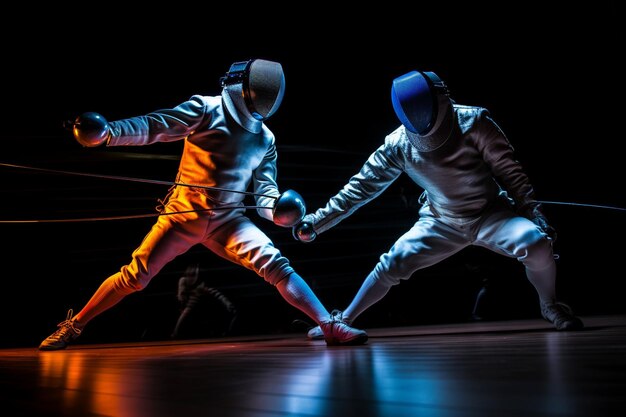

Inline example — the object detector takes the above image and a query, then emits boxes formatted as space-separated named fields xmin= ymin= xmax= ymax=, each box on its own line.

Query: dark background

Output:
xmin=2 ymin=4 xmax=624 ymax=347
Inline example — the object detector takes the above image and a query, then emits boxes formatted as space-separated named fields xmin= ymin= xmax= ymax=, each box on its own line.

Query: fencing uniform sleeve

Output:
xmin=305 ymin=140 xmax=404 ymax=234
xmin=107 ymin=95 xmax=212 ymax=146
xmin=473 ymin=109 xmax=539 ymax=213
xmin=473 ymin=109 xmax=556 ymax=238
xmin=253 ymin=135 xmax=281 ymax=222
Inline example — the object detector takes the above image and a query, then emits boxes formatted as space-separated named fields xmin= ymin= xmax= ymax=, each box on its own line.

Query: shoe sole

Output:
xmin=38 ymin=344 xmax=69 ymax=351
xmin=325 ymin=333 xmax=368 ymax=346
xmin=543 ymin=314 xmax=584 ymax=331
xmin=555 ymin=320 xmax=584 ymax=331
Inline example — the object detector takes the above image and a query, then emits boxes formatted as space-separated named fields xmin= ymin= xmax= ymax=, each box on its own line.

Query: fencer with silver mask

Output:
xmin=39 ymin=58 xmax=368 ymax=350
xmin=296 ymin=70 xmax=583 ymax=336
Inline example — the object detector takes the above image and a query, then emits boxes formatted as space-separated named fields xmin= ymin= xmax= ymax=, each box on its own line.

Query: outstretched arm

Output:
xmin=107 ymin=95 xmax=212 ymax=147
xmin=296 ymin=140 xmax=404 ymax=240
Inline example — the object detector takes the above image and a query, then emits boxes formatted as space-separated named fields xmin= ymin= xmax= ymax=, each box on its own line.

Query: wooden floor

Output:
xmin=1 ymin=315 xmax=624 ymax=417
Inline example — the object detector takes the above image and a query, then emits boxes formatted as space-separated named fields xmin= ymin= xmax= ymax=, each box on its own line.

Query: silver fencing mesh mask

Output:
xmin=221 ymin=59 xmax=285 ymax=131
xmin=391 ymin=70 xmax=454 ymax=152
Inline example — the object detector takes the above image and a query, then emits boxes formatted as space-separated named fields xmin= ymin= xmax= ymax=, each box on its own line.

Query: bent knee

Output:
xmin=374 ymin=262 xmax=410 ymax=287
xmin=118 ymin=267 xmax=150 ymax=292
xmin=250 ymin=252 xmax=294 ymax=286
xmin=263 ymin=263 xmax=295 ymax=286
xmin=518 ymin=233 xmax=554 ymax=270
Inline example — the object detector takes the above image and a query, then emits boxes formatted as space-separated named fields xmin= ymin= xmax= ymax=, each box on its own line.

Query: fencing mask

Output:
xmin=221 ymin=59 xmax=285 ymax=133
xmin=391 ymin=70 xmax=454 ymax=152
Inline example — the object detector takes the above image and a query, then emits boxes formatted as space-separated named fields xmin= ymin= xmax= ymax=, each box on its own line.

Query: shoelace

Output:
xmin=330 ymin=309 xmax=343 ymax=322
xmin=554 ymin=302 xmax=574 ymax=315
xmin=545 ymin=302 xmax=574 ymax=316
xmin=52 ymin=309 xmax=82 ymax=338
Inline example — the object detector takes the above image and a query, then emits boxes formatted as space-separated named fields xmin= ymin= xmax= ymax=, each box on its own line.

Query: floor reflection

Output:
xmin=26 ymin=317 xmax=624 ymax=417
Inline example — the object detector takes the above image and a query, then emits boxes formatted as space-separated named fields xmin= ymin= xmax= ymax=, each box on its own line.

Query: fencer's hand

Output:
xmin=520 ymin=204 xmax=557 ymax=242
xmin=292 ymin=221 xmax=317 ymax=243
xmin=272 ymin=189 xmax=306 ymax=228
xmin=521 ymin=204 xmax=557 ymax=242
xmin=68 ymin=112 xmax=111 ymax=147
xmin=531 ymin=214 xmax=558 ymax=242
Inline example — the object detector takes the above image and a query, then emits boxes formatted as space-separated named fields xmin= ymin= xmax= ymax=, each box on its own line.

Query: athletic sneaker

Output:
xmin=39 ymin=309 xmax=82 ymax=351
xmin=541 ymin=302 xmax=584 ymax=331
xmin=307 ymin=325 xmax=324 ymax=340
xmin=319 ymin=310 xmax=367 ymax=346
xmin=307 ymin=309 xmax=342 ymax=340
